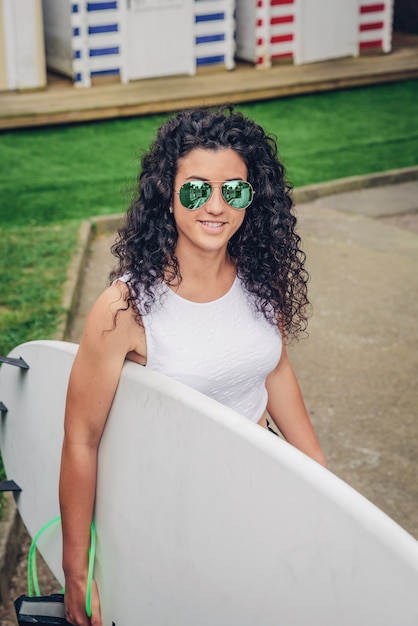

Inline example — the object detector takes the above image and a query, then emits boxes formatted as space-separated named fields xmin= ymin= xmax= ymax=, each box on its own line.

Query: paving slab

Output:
xmin=311 ymin=180 xmax=418 ymax=217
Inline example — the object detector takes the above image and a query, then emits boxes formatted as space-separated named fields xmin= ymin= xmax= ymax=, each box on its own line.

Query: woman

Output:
xmin=59 ymin=106 xmax=326 ymax=626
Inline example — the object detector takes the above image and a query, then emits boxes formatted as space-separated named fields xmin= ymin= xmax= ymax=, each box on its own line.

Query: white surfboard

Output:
xmin=1 ymin=340 xmax=418 ymax=625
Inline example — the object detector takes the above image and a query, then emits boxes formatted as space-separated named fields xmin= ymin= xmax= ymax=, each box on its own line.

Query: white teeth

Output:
xmin=201 ymin=221 xmax=223 ymax=227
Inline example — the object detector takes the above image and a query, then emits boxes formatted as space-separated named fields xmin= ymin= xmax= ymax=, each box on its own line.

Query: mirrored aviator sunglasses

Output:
xmin=177 ymin=180 xmax=254 ymax=211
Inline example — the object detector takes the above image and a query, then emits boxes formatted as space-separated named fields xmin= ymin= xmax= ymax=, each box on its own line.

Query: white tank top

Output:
xmin=121 ymin=276 xmax=282 ymax=422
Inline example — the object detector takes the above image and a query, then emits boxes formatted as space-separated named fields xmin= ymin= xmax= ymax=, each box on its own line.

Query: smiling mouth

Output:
xmin=199 ymin=221 xmax=225 ymax=227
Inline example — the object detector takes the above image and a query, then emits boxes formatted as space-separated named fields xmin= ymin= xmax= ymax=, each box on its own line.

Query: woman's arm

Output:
xmin=265 ymin=343 xmax=326 ymax=467
xmin=59 ymin=283 xmax=144 ymax=625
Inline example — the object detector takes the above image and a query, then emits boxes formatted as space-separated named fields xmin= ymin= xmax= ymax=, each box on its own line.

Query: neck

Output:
xmin=166 ymin=244 xmax=237 ymax=302
xmin=173 ymin=241 xmax=235 ymax=282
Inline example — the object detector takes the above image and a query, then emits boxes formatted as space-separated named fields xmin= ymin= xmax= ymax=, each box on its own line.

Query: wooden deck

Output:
xmin=1 ymin=33 xmax=417 ymax=130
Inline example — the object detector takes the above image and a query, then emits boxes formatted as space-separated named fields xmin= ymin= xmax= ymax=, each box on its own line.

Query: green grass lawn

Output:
xmin=1 ymin=79 xmax=418 ymax=356
xmin=0 ymin=224 xmax=78 ymax=351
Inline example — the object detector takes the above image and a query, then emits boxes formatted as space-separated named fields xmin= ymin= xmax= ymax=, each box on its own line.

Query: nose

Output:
xmin=205 ymin=186 xmax=225 ymax=215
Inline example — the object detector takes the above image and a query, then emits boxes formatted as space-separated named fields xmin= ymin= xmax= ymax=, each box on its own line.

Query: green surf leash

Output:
xmin=27 ymin=516 xmax=96 ymax=618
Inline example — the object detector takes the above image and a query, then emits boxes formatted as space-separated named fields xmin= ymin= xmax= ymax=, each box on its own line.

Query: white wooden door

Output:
xmin=295 ymin=0 xmax=360 ymax=64
xmin=126 ymin=0 xmax=195 ymax=80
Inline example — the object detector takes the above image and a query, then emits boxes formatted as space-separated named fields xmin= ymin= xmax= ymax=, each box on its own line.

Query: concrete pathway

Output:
xmin=291 ymin=188 xmax=418 ymax=538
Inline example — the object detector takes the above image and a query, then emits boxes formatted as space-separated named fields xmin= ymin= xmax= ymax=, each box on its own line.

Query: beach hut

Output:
xmin=0 ymin=0 xmax=46 ymax=91
xmin=41 ymin=0 xmax=235 ymax=88
xmin=42 ymin=0 xmax=128 ymax=87
xmin=194 ymin=0 xmax=235 ymax=70
xmin=359 ymin=1 xmax=394 ymax=53
xmin=235 ymin=0 xmax=394 ymax=68
xmin=121 ymin=0 xmax=195 ymax=82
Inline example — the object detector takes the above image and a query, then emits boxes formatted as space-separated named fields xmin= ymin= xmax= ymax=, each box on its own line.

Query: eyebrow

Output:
xmin=185 ymin=176 xmax=245 ymax=182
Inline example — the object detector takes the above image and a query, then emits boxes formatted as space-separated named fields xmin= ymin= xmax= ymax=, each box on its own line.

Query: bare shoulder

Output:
xmin=94 ymin=279 xmax=131 ymax=313
xmin=79 ymin=281 xmax=146 ymax=363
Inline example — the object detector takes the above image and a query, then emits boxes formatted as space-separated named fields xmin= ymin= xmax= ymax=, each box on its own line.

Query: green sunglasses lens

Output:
xmin=178 ymin=180 xmax=253 ymax=210
xmin=179 ymin=181 xmax=212 ymax=210
xmin=221 ymin=181 xmax=253 ymax=209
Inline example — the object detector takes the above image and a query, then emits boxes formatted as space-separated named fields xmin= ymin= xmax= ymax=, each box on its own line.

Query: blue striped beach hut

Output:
xmin=42 ymin=0 xmax=235 ymax=87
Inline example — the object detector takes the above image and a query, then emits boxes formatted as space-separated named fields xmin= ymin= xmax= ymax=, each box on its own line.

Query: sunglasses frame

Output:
xmin=175 ymin=180 xmax=255 ymax=211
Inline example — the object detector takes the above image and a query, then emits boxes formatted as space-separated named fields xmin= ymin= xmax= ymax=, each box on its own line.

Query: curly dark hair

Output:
xmin=110 ymin=106 xmax=310 ymax=341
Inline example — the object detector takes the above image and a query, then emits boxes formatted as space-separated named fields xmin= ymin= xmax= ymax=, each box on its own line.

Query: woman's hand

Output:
xmin=64 ymin=576 xmax=102 ymax=626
